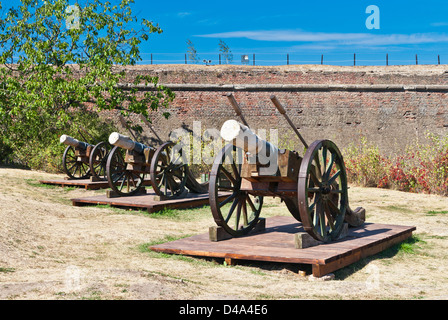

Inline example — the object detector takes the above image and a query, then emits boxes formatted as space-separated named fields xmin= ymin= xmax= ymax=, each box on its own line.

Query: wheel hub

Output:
xmin=320 ymin=182 xmax=331 ymax=195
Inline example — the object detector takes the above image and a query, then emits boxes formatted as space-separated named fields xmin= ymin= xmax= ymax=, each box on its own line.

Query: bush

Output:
xmin=2 ymin=110 xmax=119 ymax=173
xmin=343 ymin=134 xmax=448 ymax=196
xmin=388 ymin=134 xmax=448 ymax=195
xmin=0 ymin=139 xmax=13 ymax=164
xmin=344 ymin=137 xmax=390 ymax=188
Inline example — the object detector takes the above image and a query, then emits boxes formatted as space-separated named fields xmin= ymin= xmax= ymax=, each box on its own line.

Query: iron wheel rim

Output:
xmin=298 ymin=140 xmax=348 ymax=242
xmin=209 ymin=143 xmax=263 ymax=237
xmin=89 ymin=141 xmax=110 ymax=180
xmin=150 ymin=141 xmax=188 ymax=199
xmin=62 ymin=145 xmax=90 ymax=180
xmin=106 ymin=146 xmax=145 ymax=196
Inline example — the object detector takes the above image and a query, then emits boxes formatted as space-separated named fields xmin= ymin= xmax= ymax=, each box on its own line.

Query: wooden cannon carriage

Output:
xmin=106 ymin=132 xmax=208 ymax=199
xmin=209 ymin=94 xmax=365 ymax=243
xmin=60 ymin=133 xmax=111 ymax=181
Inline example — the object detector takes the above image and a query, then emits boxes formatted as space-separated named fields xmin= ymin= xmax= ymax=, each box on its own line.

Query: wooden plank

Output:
xmin=312 ymin=229 xmax=414 ymax=277
xmin=150 ymin=216 xmax=416 ymax=277
xmin=39 ymin=178 xmax=152 ymax=190
xmin=71 ymin=191 xmax=228 ymax=213
xmin=153 ymin=228 xmax=340 ymax=264
xmin=151 ymin=241 xmax=324 ymax=265
xmin=306 ymin=225 xmax=416 ymax=265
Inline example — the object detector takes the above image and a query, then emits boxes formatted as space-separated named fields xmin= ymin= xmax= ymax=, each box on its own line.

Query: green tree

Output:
xmin=0 ymin=0 xmax=174 ymax=169
xmin=186 ymin=39 xmax=200 ymax=64
xmin=218 ymin=39 xmax=233 ymax=64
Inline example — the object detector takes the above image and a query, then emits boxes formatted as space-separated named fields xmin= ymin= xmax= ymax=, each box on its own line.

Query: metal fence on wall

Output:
xmin=138 ymin=52 xmax=445 ymax=66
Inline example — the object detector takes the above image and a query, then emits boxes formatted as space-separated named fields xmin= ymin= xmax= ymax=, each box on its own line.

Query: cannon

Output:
xmin=60 ymin=134 xmax=93 ymax=180
xmin=60 ymin=134 xmax=111 ymax=181
xmin=88 ymin=140 xmax=112 ymax=181
xmin=208 ymin=94 xmax=365 ymax=243
xmin=106 ymin=132 xmax=158 ymax=196
xmin=106 ymin=132 xmax=208 ymax=198
xmin=60 ymin=125 xmax=112 ymax=181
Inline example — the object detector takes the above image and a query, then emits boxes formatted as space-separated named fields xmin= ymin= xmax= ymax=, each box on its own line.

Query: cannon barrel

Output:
xmin=220 ymin=119 xmax=278 ymax=157
xmin=60 ymin=135 xmax=90 ymax=150
xmin=108 ymin=132 xmax=151 ymax=154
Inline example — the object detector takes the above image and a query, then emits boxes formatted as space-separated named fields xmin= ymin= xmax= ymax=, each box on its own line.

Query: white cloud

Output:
xmin=177 ymin=12 xmax=191 ymax=18
xmin=196 ymin=30 xmax=448 ymax=46
xmin=431 ymin=22 xmax=448 ymax=27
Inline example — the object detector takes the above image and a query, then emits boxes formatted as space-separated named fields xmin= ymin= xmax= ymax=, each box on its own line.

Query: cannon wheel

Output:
xmin=150 ymin=141 xmax=188 ymax=199
xmin=89 ymin=141 xmax=111 ymax=180
xmin=283 ymin=198 xmax=301 ymax=222
xmin=284 ymin=179 xmax=317 ymax=222
xmin=297 ymin=140 xmax=348 ymax=242
xmin=62 ymin=145 xmax=90 ymax=180
xmin=209 ymin=143 xmax=263 ymax=237
xmin=106 ymin=146 xmax=145 ymax=196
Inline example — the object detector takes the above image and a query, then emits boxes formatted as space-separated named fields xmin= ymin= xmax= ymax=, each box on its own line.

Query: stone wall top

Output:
xmin=117 ymin=64 xmax=448 ymax=86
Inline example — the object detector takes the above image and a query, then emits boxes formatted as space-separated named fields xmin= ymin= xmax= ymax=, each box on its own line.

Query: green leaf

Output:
xmin=0 ymin=0 xmax=174 ymax=171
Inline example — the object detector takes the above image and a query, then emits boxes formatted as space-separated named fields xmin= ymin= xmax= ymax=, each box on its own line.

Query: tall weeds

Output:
xmin=343 ymin=134 xmax=448 ymax=196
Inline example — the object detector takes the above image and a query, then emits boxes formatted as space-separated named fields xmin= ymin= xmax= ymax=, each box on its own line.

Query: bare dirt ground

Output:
xmin=0 ymin=167 xmax=447 ymax=300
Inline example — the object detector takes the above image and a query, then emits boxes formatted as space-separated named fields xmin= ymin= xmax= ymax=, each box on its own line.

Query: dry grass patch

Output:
xmin=0 ymin=167 xmax=447 ymax=300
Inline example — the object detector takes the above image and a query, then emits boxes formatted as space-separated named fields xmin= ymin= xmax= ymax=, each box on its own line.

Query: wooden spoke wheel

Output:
xmin=209 ymin=143 xmax=263 ymax=237
xmin=298 ymin=140 xmax=348 ymax=242
xmin=62 ymin=145 xmax=90 ymax=180
xmin=89 ymin=141 xmax=111 ymax=180
xmin=106 ymin=146 xmax=145 ymax=196
xmin=150 ymin=141 xmax=188 ymax=199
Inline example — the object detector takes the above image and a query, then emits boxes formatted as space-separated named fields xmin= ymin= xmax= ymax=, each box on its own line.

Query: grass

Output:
xmin=369 ymin=234 xmax=426 ymax=258
xmin=394 ymin=235 xmax=426 ymax=254
xmin=139 ymin=235 xmax=191 ymax=251
xmin=0 ymin=267 xmax=15 ymax=273
xmin=423 ymin=234 xmax=448 ymax=240
xmin=81 ymin=289 xmax=103 ymax=300
xmin=381 ymin=205 xmax=411 ymax=213
xmin=94 ymin=204 xmax=148 ymax=215
xmin=25 ymin=178 xmax=57 ymax=189
xmin=335 ymin=234 xmax=426 ymax=280
xmin=426 ymin=210 xmax=448 ymax=216
xmin=24 ymin=178 xmax=76 ymax=191
xmin=149 ymin=207 xmax=184 ymax=219
xmin=149 ymin=205 xmax=211 ymax=221
xmin=92 ymin=204 xmax=212 ymax=221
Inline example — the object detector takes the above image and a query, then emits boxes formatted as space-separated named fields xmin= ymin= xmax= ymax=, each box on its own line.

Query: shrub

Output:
xmin=2 ymin=110 xmax=119 ymax=173
xmin=0 ymin=139 xmax=13 ymax=164
xmin=343 ymin=134 xmax=448 ymax=196
xmin=343 ymin=137 xmax=391 ymax=188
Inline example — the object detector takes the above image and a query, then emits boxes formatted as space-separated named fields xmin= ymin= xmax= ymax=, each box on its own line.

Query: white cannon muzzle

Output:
xmin=60 ymin=135 xmax=90 ymax=150
xmin=108 ymin=132 xmax=149 ymax=154
xmin=220 ymin=120 xmax=278 ymax=157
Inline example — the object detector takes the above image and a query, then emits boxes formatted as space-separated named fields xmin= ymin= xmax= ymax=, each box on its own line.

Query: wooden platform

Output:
xmin=71 ymin=191 xmax=227 ymax=213
xmin=150 ymin=216 xmax=416 ymax=277
xmin=39 ymin=178 xmax=152 ymax=190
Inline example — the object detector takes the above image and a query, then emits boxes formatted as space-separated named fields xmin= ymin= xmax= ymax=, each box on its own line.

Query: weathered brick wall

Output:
xmin=120 ymin=64 xmax=448 ymax=156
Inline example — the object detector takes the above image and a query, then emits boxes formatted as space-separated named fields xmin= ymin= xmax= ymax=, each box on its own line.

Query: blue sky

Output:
xmin=6 ymin=0 xmax=448 ymax=65
xmin=131 ymin=0 xmax=448 ymax=65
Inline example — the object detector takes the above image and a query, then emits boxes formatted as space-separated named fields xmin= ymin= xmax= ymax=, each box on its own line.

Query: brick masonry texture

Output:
xmin=118 ymin=64 xmax=448 ymax=156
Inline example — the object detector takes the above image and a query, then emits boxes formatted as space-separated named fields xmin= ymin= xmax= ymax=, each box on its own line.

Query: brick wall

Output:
xmin=119 ymin=64 xmax=448 ymax=156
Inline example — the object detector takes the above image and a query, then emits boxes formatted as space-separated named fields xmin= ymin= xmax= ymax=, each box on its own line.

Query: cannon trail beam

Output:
xmin=270 ymin=95 xmax=308 ymax=149
xmin=226 ymin=93 xmax=249 ymax=127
